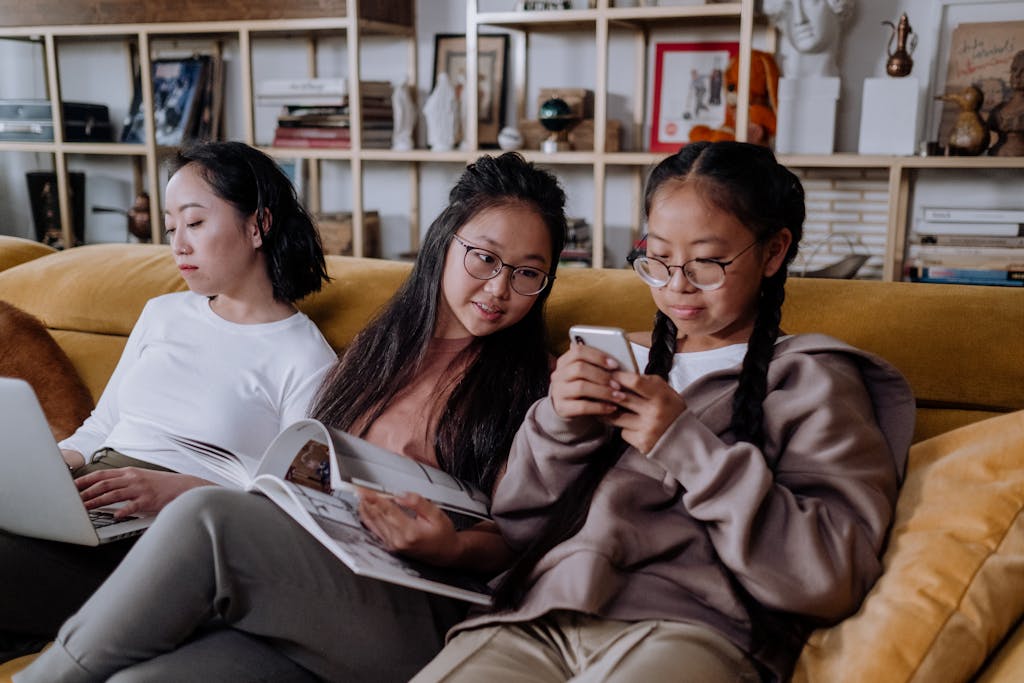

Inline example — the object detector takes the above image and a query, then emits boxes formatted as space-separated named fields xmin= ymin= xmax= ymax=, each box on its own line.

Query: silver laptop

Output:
xmin=0 ymin=377 xmax=152 ymax=545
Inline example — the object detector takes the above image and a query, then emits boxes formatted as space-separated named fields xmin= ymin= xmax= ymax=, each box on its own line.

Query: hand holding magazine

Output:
xmin=169 ymin=419 xmax=493 ymax=604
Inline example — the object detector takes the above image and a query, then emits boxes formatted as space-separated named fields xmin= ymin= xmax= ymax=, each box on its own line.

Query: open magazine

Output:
xmin=168 ymin=419 xmax=493 ymax=605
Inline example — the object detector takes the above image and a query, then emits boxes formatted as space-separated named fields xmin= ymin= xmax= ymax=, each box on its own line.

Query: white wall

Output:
xmin=2 ymin=0 xmax=1021 ymax=264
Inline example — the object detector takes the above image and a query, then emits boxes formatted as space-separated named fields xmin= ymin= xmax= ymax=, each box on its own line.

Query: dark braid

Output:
xmin=645 ymin=311 xmax=679 ymax=377
xmin=729 ymin=271 xmax=786 ymax=447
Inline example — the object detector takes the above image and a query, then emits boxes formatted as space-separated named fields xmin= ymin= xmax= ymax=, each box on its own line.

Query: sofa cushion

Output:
xmin=792 ymin=408 xmax=1024 ymax=683
xmin=0 ymin=236 xmax=54 ymax=274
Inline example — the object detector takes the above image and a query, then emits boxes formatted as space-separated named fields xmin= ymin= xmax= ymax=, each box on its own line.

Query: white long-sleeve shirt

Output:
xmin=60 ymin=292 xmax=337 ymax=487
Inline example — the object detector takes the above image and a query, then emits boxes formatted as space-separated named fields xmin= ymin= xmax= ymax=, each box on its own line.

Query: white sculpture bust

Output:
xmin=764 ymin=0 xmax=856 ymax=78
xmin=391 ymin=80 xmax=415 ymax=151
xmin=423 ymin=72 xmax=460 ymax=152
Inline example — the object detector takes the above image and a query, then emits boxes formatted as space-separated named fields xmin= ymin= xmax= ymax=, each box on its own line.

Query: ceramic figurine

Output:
xmin=390 ymin=80 xmax=415 ymax=151
xmin=763 ymin=0 xmax=856 ymax=78
xmin=988 ymin=50 xmax=1024 ymax=156
xmin=937 ymin=86 xmax=990 ymax=156
xmin=423 ymin=72 xmax=459 ymax=152
xmin=497 ymin=126 xmax=523 ymax=151
xmin=883 ymin=13 xmax=917 ymax=78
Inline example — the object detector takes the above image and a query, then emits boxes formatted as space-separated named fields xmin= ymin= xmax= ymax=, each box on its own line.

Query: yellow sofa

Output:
xmin=0 ymin=239 xmax=1022 ymax=682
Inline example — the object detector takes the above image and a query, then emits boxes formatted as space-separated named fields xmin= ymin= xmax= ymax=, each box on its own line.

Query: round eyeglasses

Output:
xmin=627 ymin=239 xmax=759 ymax=291
xmin=453 ymin=235 xmax=553 ymax=296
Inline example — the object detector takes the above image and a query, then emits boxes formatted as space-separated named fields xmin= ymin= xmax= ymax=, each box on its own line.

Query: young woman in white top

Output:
xmin=0 ymin=141 xmax=336 ymax=661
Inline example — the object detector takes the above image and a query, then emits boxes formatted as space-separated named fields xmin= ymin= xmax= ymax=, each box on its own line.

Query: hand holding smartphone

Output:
xmin=568 ymin=325 xmax=639 ymax=373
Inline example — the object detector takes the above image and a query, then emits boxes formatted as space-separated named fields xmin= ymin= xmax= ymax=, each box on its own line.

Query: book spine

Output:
xmin=914 ymin=234 xmax=1024 ymax=248
xmin=907 ymin=244 xmax=1024 ymax=269
xmin=256 ymin=78 xmax=347 ymax=98
xmin=914 ymin=221 xmax=1023 ymax=237
xmin=273 ymin=126 xmax=351 ymax=140
xmin=271 ymin=136 xmax=351 ymax=149
xmin=257 ymin=95 xmax=347 ymax=107
xmin=908 ymin=266 xmax=1024 ymax=286
xmin=922 ymin=208 xmax=1024 ymax=224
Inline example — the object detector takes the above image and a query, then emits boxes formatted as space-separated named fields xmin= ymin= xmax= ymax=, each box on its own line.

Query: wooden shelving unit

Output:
xmin=0 ymin=5 xmax=414 ymax=252
xmin=1 ymin=0 xmax=1022 ymax=281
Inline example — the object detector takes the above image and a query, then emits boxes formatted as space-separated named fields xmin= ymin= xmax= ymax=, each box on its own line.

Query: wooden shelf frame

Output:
xmin=2 ymin=2 xmax=1022 ymax=276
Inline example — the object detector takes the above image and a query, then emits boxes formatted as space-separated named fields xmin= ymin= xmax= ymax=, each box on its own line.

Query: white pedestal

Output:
xmin=775 ymin=77 xmax=840 ymax=155
xmin=858 ymin=77 xmax=920 ymax=155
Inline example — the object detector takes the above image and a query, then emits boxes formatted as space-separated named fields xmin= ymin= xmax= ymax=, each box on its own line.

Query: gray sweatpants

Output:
xmin=16 ymin=487 xmax=466 ymax=683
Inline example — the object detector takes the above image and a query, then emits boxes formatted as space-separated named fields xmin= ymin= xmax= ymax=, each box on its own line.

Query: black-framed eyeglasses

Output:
xmin=627 ymin=238 xmax=759 ymax=291
xmin=452 ymin=234 xmax=553 ymax=296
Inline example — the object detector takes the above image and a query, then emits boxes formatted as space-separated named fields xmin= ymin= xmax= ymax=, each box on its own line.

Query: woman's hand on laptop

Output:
xmin=61 ymin=449 xmax=86 ymax=471
xmin=75 ymin=468 xmax=215 ymax=518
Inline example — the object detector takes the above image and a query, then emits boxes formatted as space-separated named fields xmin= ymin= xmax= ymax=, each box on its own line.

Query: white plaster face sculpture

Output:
xmin=764 ymin=0 xmax=855 ymax=78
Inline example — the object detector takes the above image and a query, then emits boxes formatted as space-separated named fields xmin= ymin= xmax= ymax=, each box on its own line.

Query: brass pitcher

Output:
xmin=884 ymin=13 xmax=916 ymax=78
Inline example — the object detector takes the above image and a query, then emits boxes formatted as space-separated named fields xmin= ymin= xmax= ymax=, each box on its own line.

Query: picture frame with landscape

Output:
xmin=432 ymin=33 xmax=508 ymax=147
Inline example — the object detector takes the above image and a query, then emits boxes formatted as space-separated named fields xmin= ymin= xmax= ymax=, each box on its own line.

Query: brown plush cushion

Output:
xmin=792 ymin=409 xmax=1024 ymax=683
xmin=0 ymin=300 xmax=93 ymax=440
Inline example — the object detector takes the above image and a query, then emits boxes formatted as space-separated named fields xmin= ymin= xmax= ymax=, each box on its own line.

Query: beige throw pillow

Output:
xmin=792 ymin=409 xmax=1024 ymax=683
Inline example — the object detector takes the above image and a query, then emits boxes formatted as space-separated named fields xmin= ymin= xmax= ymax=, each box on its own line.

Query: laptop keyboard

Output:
xmin=88 ymin=509 xmax=138 ymax=528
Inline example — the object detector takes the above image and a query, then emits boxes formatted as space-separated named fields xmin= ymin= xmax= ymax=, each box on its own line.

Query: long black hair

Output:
xmin=310 ymin=152 xmax=567 ymax=494
xmin=493 ymin=141 xmax=805 ymax=608
xmin=169 ymin=141 xmax=329 ymax=302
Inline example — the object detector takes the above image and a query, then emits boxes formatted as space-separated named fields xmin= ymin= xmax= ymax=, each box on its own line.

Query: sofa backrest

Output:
xmin=0 ymin=235 xmax=55 ymax=274
xmin=0 ymin=243 xmax=1020 ymax=443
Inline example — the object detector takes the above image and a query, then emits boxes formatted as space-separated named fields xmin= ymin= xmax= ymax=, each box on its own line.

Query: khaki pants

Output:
xmin=412 ymin=611 xmax=761 ymax=683
xmin=73 ymin=447 xmax=172 ymax=476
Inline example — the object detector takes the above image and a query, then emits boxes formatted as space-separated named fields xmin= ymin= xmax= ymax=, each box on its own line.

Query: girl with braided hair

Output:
xmin=412 ymin=141 xmax=915 ymax=683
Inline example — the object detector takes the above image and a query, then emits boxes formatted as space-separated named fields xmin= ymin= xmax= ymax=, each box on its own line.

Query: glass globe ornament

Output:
xmin=538 ymin=97 xmax=580 ymax=152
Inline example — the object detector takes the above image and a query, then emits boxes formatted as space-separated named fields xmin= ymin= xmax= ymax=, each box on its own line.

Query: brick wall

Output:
xmin=792 ymin=168 xmax=889 ymax=280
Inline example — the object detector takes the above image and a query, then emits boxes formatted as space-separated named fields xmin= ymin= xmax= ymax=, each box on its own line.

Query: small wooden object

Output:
xmin=316 ymin=211 xmax=381 ymax=258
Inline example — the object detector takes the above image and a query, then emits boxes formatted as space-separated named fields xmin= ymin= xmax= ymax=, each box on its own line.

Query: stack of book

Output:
xmin=907 ymin=207 xmax=1024 ymax=287
xmin=259 ymin=78 xmax=393 ymax=150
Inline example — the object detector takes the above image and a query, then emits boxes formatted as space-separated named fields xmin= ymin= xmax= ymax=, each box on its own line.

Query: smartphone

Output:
xmin=569 ymin=325 xmax=639 ymax=373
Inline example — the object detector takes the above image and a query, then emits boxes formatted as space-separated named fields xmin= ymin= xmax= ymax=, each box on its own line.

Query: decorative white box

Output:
xmin=775 ymin=76 xmax=840 ymax=155
xmin=858 ymin=77 xmax=920 ymax=155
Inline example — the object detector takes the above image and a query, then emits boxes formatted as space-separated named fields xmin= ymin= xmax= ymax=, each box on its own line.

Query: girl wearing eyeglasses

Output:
xmin=411 ymin=141 xmax=915 ymax=683
xmin=18 ymin=152 xmax=566 ymax=683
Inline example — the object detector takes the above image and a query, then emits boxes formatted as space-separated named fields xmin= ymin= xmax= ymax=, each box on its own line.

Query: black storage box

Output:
xmin=0 ymin=100 xmax=113 ymax=142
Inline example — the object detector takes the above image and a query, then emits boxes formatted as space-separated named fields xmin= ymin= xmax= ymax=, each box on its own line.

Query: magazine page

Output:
xmin=324 ymin=427 xmax=491 ymax=521
xmin=167 ymin=420 xmax=332 ymax=487
xmin=254 ymin=419 xmax=334 ymax=480
xmin=165 ymin=434 xmax=251 ymax=487
xmin=249 ymin=474 xmax=493 ymax=606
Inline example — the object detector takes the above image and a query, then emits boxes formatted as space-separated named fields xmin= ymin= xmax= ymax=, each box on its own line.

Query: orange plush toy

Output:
xmin=689 ymin=49 xmax=780 ymax=147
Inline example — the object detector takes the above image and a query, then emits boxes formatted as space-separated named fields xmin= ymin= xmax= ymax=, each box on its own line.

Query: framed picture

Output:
xmin=433 ymin=33 xmax=508 ymax=148
xmin=122 ymin=56 xmax=209 ymax=146
xmin=650 ymin=41 xmax=737 ymax=153
xmin=925 ymin=0 xmax=1024 ymax=144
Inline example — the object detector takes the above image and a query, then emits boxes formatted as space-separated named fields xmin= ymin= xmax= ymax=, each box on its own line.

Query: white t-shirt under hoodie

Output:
xmin=60 ymin=292 xmax=337 ymax=487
